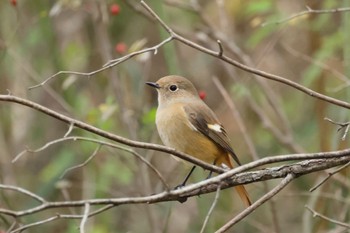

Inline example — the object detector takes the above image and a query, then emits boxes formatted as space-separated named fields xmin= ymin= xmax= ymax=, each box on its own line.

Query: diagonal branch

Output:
xmin=140 ymin=1 xmax=350 ymax=110
xmin=26 ymin=2 xmax=350 ymax=111
xmin=305 ymin=205 xmax=350 ymax=229
xmin=0 ymin=94 xmax=223 ymax=173
xmin=216 ymin=173 xmax=295 ymax=233
xmin=4 ymin=94 xmax=350 ymax=174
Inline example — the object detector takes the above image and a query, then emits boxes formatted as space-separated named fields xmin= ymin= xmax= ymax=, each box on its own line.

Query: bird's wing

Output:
xmin=183 ymin=104 xmax=241 ymax=166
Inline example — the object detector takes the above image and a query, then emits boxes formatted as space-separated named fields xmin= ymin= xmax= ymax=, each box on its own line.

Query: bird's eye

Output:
xmin=169 ymin=85 xmax=178 ymax=92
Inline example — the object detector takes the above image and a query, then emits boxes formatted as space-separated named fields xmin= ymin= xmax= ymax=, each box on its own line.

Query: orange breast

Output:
xmin=156 ymin=103 xmax=229 ymax=165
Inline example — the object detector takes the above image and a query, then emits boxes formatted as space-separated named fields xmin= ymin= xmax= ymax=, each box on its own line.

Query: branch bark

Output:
xmin=1 ymin=156 xmax=349 ymax=218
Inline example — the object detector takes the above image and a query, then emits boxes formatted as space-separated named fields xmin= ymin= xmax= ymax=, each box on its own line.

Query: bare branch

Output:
xmin=1 ymin=93 xmax=349 ymax=170
xmin=1 ymin=156 xmax=349 ymax=218
xmin=2 ymin=93 xmax=350 ymax=169
xmin=80 ymin=203 xmax=90 ymax=233
xmin=0 ymin=184 xmax=46 ymax=204
xmin=11 ymin=215 xmax=61 ymax=233
xmin=305 ymin=205 xmax=350 ymax=229
xmin=200 ymin=184 xmax=221 ymax=233
xmin=28 ymin=36 xmax=173 ymax=90
xmin=26 ymin=2 xmax=350 ymax=111
xmin=103 ymin=36 xmax=173 ymax=68
xmin=64 ymin=123 xmax=75 ymax=137
xmin=9 ymin=205 xmax=114 ymax=233
xmin=139 ymin=1 xmax=350 ymax=110
xmin=325 ymin=117 xmax=350 ymax=140
xmin=263 ymin=6 xmax=350 ymax=26
xmin=141 ymin=1 xmax=174 ymax=35
xmin=28 ymin=69 xmax=107 ymax=90
xmin=12 ymin=135 xmax=170 ymax=190
xmin=60 ymin=144 xmax=102 ymax=179
xmin=216 ymin=173 xmax=295 ymax=233
xmin=216 ymin=40 xmax=223 ymax=57
xmin=0 ymin=94 xmax=223 ymax=173
xmin=309 ymin=161 xmax=350 ymax=192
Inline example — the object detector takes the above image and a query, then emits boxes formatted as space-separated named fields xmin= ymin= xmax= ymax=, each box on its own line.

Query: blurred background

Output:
xmin=0 ymin=0 xmax=349 ymax=232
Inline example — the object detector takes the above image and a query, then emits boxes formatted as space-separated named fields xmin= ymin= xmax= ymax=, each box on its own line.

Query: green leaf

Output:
xmin=142 ymin=107 xmax=157 ymax=126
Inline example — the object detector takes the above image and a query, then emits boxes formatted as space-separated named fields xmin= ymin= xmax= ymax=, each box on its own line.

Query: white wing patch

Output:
xmin=208 ymin=124 xmax=222 ymax=133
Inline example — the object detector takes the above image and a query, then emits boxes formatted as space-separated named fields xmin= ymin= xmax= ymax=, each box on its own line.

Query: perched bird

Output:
xmin=147 ymin=75 xmax=251 ymax=207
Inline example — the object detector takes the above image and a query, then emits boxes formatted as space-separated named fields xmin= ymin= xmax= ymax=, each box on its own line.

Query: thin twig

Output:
xmin=6 ymin=221 xmax=17 ymax=233
xmin=10 ymin=215 xmax=61 ymax=233
xmin=324 ymin=117 xmax=350 ymax=140
xmin=309 ymin=161 xmax=350 ymax=192
xmin=80 ymin=203 xmax=90 ymax=233
xmin=64 ymin=123 xmax=75 ymax=137
xmin=215 ymin=173 xmax=295 ymax=233
xmin=60 ymin=145 xmax=102 ymax=179
xmin=200 ymin=184 xmax=222 ymax=233
xmin=10 ymin=205 xmax=114 ymax=233
xmin=12 ymin=135 xmax=170 ymax=190
xmin=28 ymin=70 xmax=104 ymax=90
xmin=103 ymin=36 xmax=173 ymax=67
xmin=28 ymin=36 xmax=173 ymax=90
xmin=0 ymin=184 xmax=46 ymax=203
xmin=262 ymin=6 xmax=350 ymax=26
xmin=217 ymin=40 xmax=223 ymax=57
xmin=305 ymin=205 xmax=350 ymax=229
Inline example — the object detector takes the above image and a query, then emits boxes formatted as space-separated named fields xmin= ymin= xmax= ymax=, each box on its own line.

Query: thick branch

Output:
xmin=0 ymin=156 xmax=349 ymax=218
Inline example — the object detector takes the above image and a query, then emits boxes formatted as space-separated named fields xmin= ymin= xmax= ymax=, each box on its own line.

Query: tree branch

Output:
xmin=27 ymin=2 xmax=350 ymax=111
xmin=0 ymin=94 xmax=223 ymax=173
xmin=140 ymin=1 xmax=350 ymax=110
xmin=263 ymin=6 xmax=350 ymax=26
xmin=305 ymin=205 xmax=350 ymax=229
xmin=216 ymin=173 xmax=295 ymax=233
xmin=1 ymin=156 xmax=349 ymax=219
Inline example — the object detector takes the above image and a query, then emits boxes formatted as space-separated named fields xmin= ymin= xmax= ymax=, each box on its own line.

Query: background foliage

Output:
xmin=0 ymin=0 xmax=349 ymax=232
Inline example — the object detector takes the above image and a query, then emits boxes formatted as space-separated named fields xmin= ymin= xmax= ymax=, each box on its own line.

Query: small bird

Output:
xmin=147 ymin=75 xmax=251 ymax=207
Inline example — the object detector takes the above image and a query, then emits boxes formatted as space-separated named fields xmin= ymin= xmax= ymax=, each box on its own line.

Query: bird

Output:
xmin=146 ymin=75 xmax=251 ymax=207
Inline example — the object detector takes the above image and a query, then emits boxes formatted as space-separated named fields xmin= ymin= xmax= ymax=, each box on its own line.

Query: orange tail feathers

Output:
xmin=235 ymin=184 xmax=252 ymax=207
xmin=219 ymin=154 xmax=252 ymax=207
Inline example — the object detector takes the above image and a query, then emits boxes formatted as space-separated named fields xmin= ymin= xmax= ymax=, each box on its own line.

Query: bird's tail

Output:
xmin=234 ymin=183 xmax=252 ymax=207
xmin=219 ymin=155 xmax=252 ymax=207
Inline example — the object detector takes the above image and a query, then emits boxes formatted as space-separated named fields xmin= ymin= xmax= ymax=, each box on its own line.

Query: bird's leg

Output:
xmin=175 ymin=166 xmax=196 ymax=189
xmin=174 ymin=166 xmax=196 ymax=203
xmin=206 ymin=159 xmax=218 ymax=179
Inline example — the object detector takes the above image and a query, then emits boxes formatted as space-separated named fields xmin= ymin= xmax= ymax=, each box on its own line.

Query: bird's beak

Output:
xmin=146 ymin=82 xmax=160 ymax=89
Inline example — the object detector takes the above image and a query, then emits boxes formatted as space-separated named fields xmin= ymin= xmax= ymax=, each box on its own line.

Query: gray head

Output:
xmin=146 ymin=75 xmax=199 ymax=107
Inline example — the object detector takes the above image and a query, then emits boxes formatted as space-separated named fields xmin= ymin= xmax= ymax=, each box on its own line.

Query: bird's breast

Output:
xmin=156 ymin=104 xmax=221 ymax=164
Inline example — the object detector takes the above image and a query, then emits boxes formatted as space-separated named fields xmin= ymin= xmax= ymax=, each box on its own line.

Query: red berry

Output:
xmin=199 ymin=90 xmax=206 ymax=100
xmin=10 ymin=0 xmax=17 ymax=6
xmin=110 ymin=4 xmax=120 ymax=15
xmin=115 ymin=42 xmax=127 ymax=54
